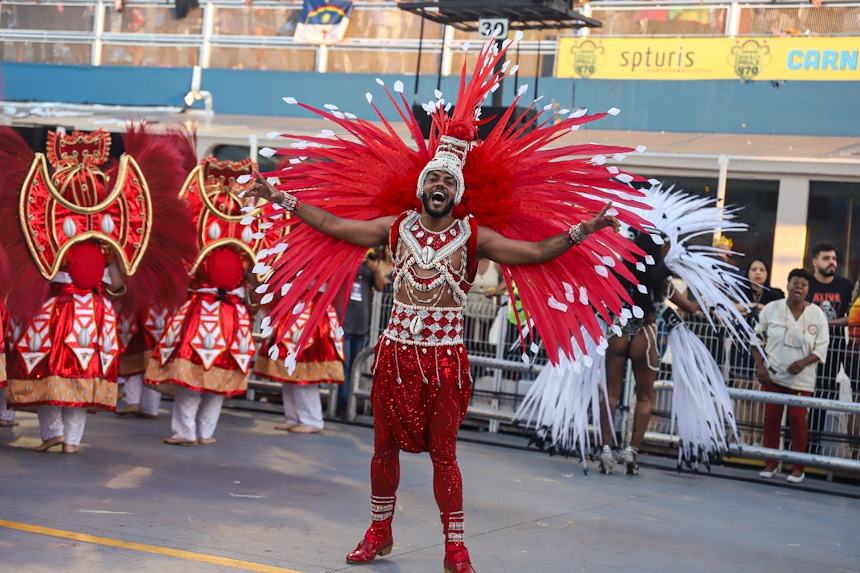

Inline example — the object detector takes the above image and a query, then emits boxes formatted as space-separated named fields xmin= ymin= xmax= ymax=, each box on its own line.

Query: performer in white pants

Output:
xmin=0 ymin=300 xmax=15 ymax=427
xmin=279 ymin=385 xmax=325 ymax=432
xmin=37 ymin=405 xmax=87 ymax=447
xmin=254 ymin=299 xmax=345 ymax=433
xmin=0 ymin=396 xmax=16 ymax=426
xmin=115 ymin=307 xmax=169 ymax=419
xmin=119 ymin=374 xmax=162 ymax=418
xmin=144 ymin=156 xmax=263 ymax=446
xmin=170 ymin=386 xmax=225 ymax=442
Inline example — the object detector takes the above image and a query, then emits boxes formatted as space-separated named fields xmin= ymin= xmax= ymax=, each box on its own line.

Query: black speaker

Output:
xmin=411 ymin=104 xmax=538 ymax=141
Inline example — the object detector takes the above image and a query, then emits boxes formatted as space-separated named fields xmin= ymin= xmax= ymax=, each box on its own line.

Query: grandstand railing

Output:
xmin=340 ymin=290 xmax=860 ymax=476
xmin=2 ymin=0 xmax=858 ymax=73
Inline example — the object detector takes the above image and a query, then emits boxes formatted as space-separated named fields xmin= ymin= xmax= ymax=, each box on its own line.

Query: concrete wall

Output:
xmin=2 ymin=63 xmax=856 ymax=137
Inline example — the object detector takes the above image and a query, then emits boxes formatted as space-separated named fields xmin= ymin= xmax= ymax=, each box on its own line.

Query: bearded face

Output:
xmin=421 ymin=170 xmax=457 ymax=218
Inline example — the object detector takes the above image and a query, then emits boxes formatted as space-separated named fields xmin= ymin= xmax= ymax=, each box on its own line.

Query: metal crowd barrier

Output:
xmin=341 ymin=291 xmax=860 ymax=476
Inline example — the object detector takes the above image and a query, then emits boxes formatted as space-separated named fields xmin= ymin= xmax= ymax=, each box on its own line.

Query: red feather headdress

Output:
xmin=251 ymin=39 xmax=654 ymax=365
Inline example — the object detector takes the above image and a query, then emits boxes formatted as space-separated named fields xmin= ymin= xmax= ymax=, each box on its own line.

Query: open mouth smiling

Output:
xmin=430 ymin=189 xmax=447 ymax=207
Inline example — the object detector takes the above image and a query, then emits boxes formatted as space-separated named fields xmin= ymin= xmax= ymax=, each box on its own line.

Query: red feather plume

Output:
xmin=0 ymin=127 xmax=51 ymax=322
xmin=117 ymin=122 xmax=199 ymax=316
xmin=253 ymin=40 xmax=654 ymax=365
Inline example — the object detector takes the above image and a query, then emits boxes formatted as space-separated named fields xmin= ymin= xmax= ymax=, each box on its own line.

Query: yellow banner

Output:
xmin=556 ymin=36 xmax=860 ymax=80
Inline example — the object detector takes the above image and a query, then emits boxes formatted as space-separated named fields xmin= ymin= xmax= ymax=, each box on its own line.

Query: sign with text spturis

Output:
xmin=556 ymin=36 xmax=860 ymax=81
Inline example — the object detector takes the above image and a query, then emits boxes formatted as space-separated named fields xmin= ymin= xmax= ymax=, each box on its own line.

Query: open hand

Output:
xmin=581 ymin=202 xmax=621 ymax=235
xmin=243 ymin=168 xmax=283 ymax=204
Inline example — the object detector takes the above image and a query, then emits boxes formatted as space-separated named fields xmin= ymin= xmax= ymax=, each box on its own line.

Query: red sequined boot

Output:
xmin=346 ymin=495 xmax=395 ymax=564
xmin=442 ymin=511 xmax=476 ymax=572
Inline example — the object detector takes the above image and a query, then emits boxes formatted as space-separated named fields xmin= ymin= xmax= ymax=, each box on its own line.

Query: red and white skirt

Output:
xmin=254 ymin=302 xmax=345 ymax=385
xmin=5 ymin=285 xmax=119 ymax=410
xmin=144 ymin=291 xmax=255 ymax=396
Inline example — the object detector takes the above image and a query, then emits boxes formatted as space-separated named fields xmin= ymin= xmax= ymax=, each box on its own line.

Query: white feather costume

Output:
xmin=515 ymin=324 xmax=610 ymax=469
xmin=516 ymin=185 xmax=752 ymax=470
xmin=633 ymin=185 xmax=752 ymax=468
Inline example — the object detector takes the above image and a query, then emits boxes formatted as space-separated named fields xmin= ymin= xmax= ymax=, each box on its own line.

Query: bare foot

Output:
xmin=34 ymin=436 xmax=65 ymax=452
xmin=0 ymin=420 xmax=20 ymax=427
xmin=289 ymin=425 xmax=322 ymax=434
xmin=63 ymin=444 xmax=79 ymax=454
xmin=198 ymin=437 xmax=217 ymax=445
xmin=274 ymin=423 xmax=298 ymax=431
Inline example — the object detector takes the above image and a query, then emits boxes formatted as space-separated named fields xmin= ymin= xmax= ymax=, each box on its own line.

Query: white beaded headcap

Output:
xmin=416 ymin=135 xmax=470 ymax=205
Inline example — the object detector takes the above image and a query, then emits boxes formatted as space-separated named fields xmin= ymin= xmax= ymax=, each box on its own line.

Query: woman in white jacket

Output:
xmin=753 ymin=268 xmax=830 ymax=484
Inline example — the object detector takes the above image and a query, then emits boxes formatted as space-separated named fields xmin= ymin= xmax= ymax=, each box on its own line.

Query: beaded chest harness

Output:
xmin=391 ymin=211 xmax=473 ymax=310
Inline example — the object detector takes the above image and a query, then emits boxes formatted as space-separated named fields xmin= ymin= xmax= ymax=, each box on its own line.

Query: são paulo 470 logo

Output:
xmin=730 ymin=39 xmax=772 ymax=80
xmin=567 ymin=40 xmax=606 ymax=78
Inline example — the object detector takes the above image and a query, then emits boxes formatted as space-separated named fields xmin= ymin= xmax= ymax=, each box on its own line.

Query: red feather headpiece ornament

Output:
xmin=252 ymin=39 xmax=654 ymax=365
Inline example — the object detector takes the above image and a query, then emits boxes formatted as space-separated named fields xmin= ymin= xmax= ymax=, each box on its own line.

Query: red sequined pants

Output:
xmin=368 ymin=337 xmax=471 ymax=556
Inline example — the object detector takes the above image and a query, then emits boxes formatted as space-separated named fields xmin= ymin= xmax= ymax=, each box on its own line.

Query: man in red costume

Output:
xmin=247 ymin=147 xmax=620 ymax=571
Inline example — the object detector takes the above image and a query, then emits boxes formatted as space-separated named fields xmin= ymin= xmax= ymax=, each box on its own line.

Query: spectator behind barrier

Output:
xmin=729 ymin=257 xmax=785 ymax=445
xmin=753 ymin=268 xmax=829 ymax=484
xmin=805 ymin=241 xmax=854 ymax=455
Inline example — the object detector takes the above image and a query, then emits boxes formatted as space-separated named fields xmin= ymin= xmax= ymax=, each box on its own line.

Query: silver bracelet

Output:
xmin=277 ymin=192 xmax=300 ymax=213
xmin=567 ymin=223 xmax=589 ymax=245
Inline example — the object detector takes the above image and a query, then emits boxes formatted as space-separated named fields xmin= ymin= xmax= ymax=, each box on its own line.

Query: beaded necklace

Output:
xmin=392 ymin=211 xmax=473 ymax=308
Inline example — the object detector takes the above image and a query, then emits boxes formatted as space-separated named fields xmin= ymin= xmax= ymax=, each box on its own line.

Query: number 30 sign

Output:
xmin=478 ymin=18 xmax=509 ymax=39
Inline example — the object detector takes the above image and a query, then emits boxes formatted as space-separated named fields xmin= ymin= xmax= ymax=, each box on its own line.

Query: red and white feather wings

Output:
xmin=249 ymin=40 xmax=654 ymax=366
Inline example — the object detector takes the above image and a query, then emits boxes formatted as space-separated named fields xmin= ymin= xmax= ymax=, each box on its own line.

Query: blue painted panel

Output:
xmin=0 ymin=63 xmax=192 ymax=107
xmin=1 ymin=63 xmax=856 ymax=137
xmin=562 ymin=79 xmax=859 ymax=137
xmin=202 ymin=70 xmax=858 ymax=137
xmin=202 ymin=69 xmax=574 ymax=120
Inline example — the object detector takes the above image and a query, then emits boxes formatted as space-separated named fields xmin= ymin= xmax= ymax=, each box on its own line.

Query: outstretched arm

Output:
xmin=477 ymin=202 xmax=621 ymax=266
xmin=244 ymin=170 xmax=396 ymax=248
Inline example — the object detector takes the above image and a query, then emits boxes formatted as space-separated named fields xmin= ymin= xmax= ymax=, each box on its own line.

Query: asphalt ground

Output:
xmin=1 ymin=403 xmax=858 ymax=573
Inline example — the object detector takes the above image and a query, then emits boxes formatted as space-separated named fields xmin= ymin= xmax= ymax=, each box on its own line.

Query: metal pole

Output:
xmin=654 ymin=380 xmax=860 ymax=414
xmin=199 ymin=1 xmax=214 ymax=69
xmin=491 ymin=37 xmax=504 ymax=108
xmin=413 ymin=14 xmax=425 ymax=101
xmin=644 ymin=432 xmax=860 ymax=473
xmin=441 ymin=24 xmax=453 ymax=76
xmin=435 ymin=24 xmax=445 ymax=92
xmin=513 ymin=38 xmax=521 ymax=98
xmin=91 ymin=0 xmax=105 ymax=66
xmin=844 ymin=196 xmax=853 ymax=274
xmin=249 ymin=134 xmax=258 ymax=163
xmin=714 ymin=154 xmax=729 ymax=244
xmin=316 ymin=44 xmax=328 ymax=73
xmin=489 ymin=299 xmax=509 ymax=434
xmin=579 ymin=3 xmax=593 ymax=38
xmin=726 ymin=2 xmax=741 ymax=37
xmin=533 ymin=37 xmax=541 ymax=101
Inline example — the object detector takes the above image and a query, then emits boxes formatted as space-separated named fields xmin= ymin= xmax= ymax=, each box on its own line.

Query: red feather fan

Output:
xmin=118 ymin=122 xmax=198 ymax=317
xmin=254 ymin=40 xmax=654 ymax=365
